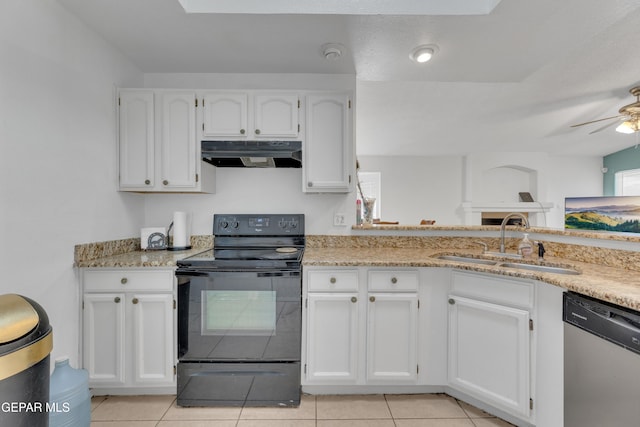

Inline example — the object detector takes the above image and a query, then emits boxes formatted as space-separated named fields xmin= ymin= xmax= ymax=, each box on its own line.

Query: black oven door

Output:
xmin=176 ymin=269 xmax=301 ymax=362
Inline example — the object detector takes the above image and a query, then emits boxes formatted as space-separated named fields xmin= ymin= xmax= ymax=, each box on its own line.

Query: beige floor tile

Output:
xmin=317 ymin=420 xmax=396 ymax=427
xmin=237 ymin=420 xmax=316 ymax=427
xmin=240 ymin=394 xmax=315 ymax=419
xmin=91 ymin=395 xmax=175 ymax=421
xmin=470 ymin=417 xmax=516 ymax=426
xmin=162 ymin=400 xmax=242 ymax=421
xmin=90 ymin=422 xmax=157 ymax=427
xmin=457 ymin=400 xmax=494 ymax=418
xmin=386 ymin=394 xmax=468 ymax=419
xmin=158 ymin=421 xmax=237 ymax=427
xmin=317 ymin=394 xmax=392 ymax=419
xmin=394 ymin=419 xmax=476 ymax=427
xmin=91 ymin=396 xmax=107 ymax=411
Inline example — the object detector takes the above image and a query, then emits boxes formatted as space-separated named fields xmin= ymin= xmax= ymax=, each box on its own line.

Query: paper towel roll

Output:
xmin=171 ymin=211 xmax=191 ymax=248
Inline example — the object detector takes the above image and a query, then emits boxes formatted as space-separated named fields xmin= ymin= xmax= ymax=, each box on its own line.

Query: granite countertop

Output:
xmin=303 ymin=247 xmax=640 ymax=311
xmin=74 ymin=232 xmax=640 ymax=311
xmin=75 ymin=247 xmax=208 ymax=268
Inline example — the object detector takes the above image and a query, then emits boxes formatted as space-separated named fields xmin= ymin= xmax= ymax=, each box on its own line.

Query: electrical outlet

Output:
xmin=334 ymin=213 xmax=347 ymax=226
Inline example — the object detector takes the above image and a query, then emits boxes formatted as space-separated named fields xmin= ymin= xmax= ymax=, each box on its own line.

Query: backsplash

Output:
xmin=306 ymin=235 xmax=640 ymax=272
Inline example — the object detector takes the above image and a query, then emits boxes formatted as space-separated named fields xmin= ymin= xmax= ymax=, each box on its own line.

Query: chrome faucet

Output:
xmin=500 ymin=213 xmax=530 ymax=253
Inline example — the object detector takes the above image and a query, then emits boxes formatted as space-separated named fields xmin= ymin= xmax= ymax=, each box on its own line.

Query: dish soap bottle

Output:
xmin=518 ymin=233 xmax=533 ymax=258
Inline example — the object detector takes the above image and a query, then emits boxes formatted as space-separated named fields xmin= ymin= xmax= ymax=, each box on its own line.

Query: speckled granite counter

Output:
xmin=304 ymin=234 xmax=640 ymax=312
xmin=74 ymin=235 xmax=212 ymax=268
xmin=74 ymin=230 xmax=640 ymax=311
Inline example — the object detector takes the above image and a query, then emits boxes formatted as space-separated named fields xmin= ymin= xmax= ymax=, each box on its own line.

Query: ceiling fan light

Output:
xmin=411 ymin=44 xmax=439 ymax=64
xmin=616 ymin=120 xmax=638 ymax=134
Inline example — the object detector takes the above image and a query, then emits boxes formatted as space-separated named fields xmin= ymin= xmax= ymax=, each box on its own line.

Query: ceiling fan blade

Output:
xmin=570 ymin=115 xmax=623 ymax=127
xmin=588 ymin=119 xmax=622 ymax=134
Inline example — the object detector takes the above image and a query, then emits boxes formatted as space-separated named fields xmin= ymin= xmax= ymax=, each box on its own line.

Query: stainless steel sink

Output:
xmin=436 ymin=255 xmax=498 ymax=266
xmin=499 ymin=262 xmax=580 ymax=275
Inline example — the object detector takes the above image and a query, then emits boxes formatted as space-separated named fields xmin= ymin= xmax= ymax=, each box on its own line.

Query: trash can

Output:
xmin=0 ymin=294 xmax=53 ymax=427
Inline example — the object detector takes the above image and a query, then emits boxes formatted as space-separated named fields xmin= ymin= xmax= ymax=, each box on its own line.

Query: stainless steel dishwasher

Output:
xmin=563 ymin=292 xmax=640 ymax=427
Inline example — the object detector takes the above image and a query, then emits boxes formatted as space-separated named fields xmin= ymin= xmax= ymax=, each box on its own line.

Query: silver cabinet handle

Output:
xmin=330 ymin=277 xmax=337 ymax=284
xmin=114 ymin=297 xmax=121 ymax=303
xmin=391 ymin=277 xmax=398 ymax=284
xmin=308 ymin=182 xmax=314 ymax=187
xmin=121 ymin=278 xmax=128 ymax=285
xmin=144 ymin=179 xmax=151 ymax=185
xmin=370 ymin=296 xmax=376 ymax=302
xmin=351 ymin=297 xmax=357 ymax=303
xmin=255 ymin=129 xmax=261 ymax=135
xmin=448 ymin=298 xmax=455 ymax=305
xmin=132 ymin=298 xmax=139 ymax=304
xmin=240 ymin=129 xmax=246 ymax=135
xmin=163 ymin=180 xmax=169 ymax=185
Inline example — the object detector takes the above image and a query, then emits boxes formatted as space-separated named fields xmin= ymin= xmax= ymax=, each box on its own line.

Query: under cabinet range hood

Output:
xmin=201 ymin=140 xmax=302 ymax=168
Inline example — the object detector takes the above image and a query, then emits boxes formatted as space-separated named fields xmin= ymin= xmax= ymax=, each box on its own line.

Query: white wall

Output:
xmin=357 ymin=154 xmax=601 ymax=228
xmin=0 ymin=0 xmax=143 ymax=365
xmin=358 ymin=155 xmax=464 ymax=225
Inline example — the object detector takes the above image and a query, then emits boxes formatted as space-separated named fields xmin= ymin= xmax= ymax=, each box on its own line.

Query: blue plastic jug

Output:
xmin=49 ymin=357 xmax=91 ymax=427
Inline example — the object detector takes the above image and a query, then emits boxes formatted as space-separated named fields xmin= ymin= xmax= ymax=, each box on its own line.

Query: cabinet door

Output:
xmin=160 ymin=92 xmax=197 ymax=189
xmin=367 ymin=293 xmax=418 ymax=382
xmin=253 ymin=94 xmax=299 ymax=138
xmin=448 ymin=295 xmax=531 ymax=418
xmin=83 ymin=293 xmax=126 ymax=386
xmin=304 ymin=93 xmax=352 ymax=192
xmin=306 ymin=293 xmax=359 ymax=383
xmin=202 ymin=92 xmax=248 ymax=137
xmin=118 ymin=90 xmax=154 ymax=189
xmin=131 ymin=293 xmax=175 ymax=386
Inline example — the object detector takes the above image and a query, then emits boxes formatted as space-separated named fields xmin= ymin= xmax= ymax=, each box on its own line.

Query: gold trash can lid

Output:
xmin=0 ymin=294 xmax=39 ymax=344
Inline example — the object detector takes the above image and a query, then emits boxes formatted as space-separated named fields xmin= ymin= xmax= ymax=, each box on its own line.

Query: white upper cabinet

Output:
xmin=118 ymin=91 xmax=155 ymax=189
xmin=201 ymin=91 xmax=300 ymax=139
xmin=304 ymin=93 xmax=354 ymax=193
xmin=117 ymin=89 xmax=215 ymax=193
xmin=160 ymin=92 xmax=197 ymax=190
xmin=254 ymin=94 xmax=300 ymax=137
xmin=202 ymin=92 xmax=248 ymax=137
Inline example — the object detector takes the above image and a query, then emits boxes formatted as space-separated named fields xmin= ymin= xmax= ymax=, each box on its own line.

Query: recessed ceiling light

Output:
xmin=410 ymin=44 xmax=439 ymax=63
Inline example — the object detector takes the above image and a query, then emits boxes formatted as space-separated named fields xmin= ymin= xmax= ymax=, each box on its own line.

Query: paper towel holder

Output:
xmin=166 ymin=220 xmax=192 ymax=251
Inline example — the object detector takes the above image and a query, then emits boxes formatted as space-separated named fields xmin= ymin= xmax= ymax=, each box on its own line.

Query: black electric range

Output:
xmin=175 ymin=214 xmax=305 ymax=407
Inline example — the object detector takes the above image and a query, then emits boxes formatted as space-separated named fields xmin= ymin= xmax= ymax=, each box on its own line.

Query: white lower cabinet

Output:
xmin=82 ymin=269 xmax=176 ymax=393
xmin=367 ymin=292 xmax=419 ymax=382
xmin=447 ymin=271 xmax=533 ymax=420
xmin=303 ymin=267 xmax=419 ymax=385
xmin=306 ymin=292 xmax=359 ymax=382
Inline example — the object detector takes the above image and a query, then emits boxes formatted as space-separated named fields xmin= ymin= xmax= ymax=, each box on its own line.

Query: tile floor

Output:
xmin=90 ymin=393 xmax=515 ymax=426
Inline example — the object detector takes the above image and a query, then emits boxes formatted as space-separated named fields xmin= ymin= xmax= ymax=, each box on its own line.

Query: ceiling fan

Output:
xmin=570 ymin=86 xmax=640 ymax=134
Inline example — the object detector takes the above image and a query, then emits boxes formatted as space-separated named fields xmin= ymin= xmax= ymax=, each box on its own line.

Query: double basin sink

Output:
xmin=435 ymin=254 xmax=580 ymax=275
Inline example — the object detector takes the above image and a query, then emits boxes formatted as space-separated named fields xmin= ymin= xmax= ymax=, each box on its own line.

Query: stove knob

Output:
xmin=231 ymin=221 xmax=239 ymax=229
xmin=290 ymin=220 xmax=298 ymax=229
xmin=278 ymin=219 xmax=286 ymax=228
xmin=220 ymin=221 xmax=228 ymax=229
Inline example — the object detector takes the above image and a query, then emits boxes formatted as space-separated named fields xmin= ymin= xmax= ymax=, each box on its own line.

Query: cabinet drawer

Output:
xmin=368 ymin=270 xmax=418 ymax=292
xmin=451 ymin=271 xmax=533 ymax=308
xmin=307 ymin=270 xmax=358 ymax=292
xmin=83 ymin=269 xmax=174 ymax=292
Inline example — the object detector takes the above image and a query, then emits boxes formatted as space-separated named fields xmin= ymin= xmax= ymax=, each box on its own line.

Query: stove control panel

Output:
xmin=214 ymin=214 xmax=305 ymax=236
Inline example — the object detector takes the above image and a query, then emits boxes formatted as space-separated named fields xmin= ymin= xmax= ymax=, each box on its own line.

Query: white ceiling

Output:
xmin=58 ymin=0 xmax=640 ymax=157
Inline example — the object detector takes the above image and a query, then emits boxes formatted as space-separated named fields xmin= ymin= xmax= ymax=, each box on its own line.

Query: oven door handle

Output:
xmin=175 ymin=270 xmax=211 ymax=277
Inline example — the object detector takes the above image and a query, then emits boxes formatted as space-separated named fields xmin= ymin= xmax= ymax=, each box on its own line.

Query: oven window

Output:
xmin=202 ymin=290 xmax=276 ymax=336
